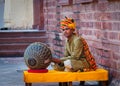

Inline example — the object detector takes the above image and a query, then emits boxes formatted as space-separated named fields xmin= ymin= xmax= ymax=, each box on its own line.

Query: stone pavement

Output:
xmin=0 ymin=57 xmax=98 ymax=86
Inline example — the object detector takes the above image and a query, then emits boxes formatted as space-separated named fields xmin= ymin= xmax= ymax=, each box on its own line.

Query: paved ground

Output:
xmin=0 ymin=57 xmax=98 ymax=86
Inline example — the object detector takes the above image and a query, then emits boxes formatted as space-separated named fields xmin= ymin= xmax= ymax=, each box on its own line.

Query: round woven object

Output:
xmin=24 ymin=42 xmax=52 ymax=69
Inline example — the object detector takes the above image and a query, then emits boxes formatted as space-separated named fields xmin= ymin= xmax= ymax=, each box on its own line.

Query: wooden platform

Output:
xmin=23 ymin=68 xmax=108 ymax=86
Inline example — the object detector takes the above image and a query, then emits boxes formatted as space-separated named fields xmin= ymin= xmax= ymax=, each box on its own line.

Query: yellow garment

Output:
xmin=60 ymin=17 xmax=76 ymax=30
xmin=23 ymin=69 xmax=108 ymax=83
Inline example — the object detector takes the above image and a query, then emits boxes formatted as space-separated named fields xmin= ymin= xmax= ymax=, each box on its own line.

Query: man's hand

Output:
xmin=51 ymin=57 xmax=62 ymax=64
xmin=44 ymin=58 xmax=51 ymax=64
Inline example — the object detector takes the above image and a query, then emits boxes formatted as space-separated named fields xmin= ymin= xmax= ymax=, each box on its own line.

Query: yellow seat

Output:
xmin=23 ymin=68 xmax=108 ymax=86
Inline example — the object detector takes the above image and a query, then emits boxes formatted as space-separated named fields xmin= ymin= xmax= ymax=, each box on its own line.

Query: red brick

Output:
xmin=78 ymin=29 xmax=84 ymax=35
xmin=103 ymin=31 xmax=108 ymax=39
xmin=110 ymin=44 xmax=119 ymax=52
xmin=112 ymin=22 xmax=120 ymax=31
xmin=94 ymin=30 xmax=103 ymax=39
xmin=85 ymin=4 xmax=95 ymax=12
xmin=80 ymin=22 xmax=94 ymax=28
xmin=97 ymin=3 xmax=108 ymax=11
xmin=96 ymin=49 xmax=103 ymax=56
xmin=107 ymin=2 xmax=120 ymax=11
xmin=112 ymin=52 xmax=120 ymax=60
xmin=47 ymin=1 xmax=56 ymax=7
xmin=92 ymin=41 xmax=103 ymax=49
xmin=102 ymin=41 xmax=111 ymax=50
xmin=78 ymin=4 xmax=86 ymax=12
xmin=111 ymin=69 xmax=120 ymax=79
xmin=110 ymin=60 xmax=117 ymax=70
xmin=102 ymin=50 xmax=112 ymax=58
xmin=82 ymin=30 xmax=92 ymax=35
xmin=47 ymin=14 xmax=56 ymax=19
xmin=111 ymin=12 xmax=120 ymax=21
xmin=95 ymin=56 xmax=101 ymax=64
xmin=116 ymin=71 xmax=120 ymax=79
xmin=61 ymin=6 xmax=73 ymax=12
xmin=100 ymin=57 xmax=111 ymax=67
xmin=107 ymin=2 xmax=115 ymax=11
xmin=47 ymin=8 xmax=56 ymax=13
xmin=94 ymin=22 xmax=102 ymax=29
xmin=94 ymin=12 xmax=111 ymax=21
xmin=79 ymin=14 xmax=86 ymax=20
xmin=86 ymin=13 xmax=94 ymax=20
xmin=117 ymin=62 xmax=120 ymax=71
xmin=71 ymin=13 xmax=79 ymax=20
xmin=108 ymin=32 xmax=119 ymax=40
xmin=79 ymin=22 xmax=85 ymax=27
xmin=72 ymin=4 xmax=80 ymax=12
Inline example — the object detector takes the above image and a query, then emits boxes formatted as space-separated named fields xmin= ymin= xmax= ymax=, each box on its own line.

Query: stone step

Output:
xmin=0 ymin=50 xmax=24 ymax=57
xmin=0 ymin=43 xmax=29 ymax=51
xmin=0 ymin=30 xmax=46 ymax=38
xmin=0 ymin=36 xmax=47 ymax=44
xmin=0 ymin=30 xmax=47 ymax=57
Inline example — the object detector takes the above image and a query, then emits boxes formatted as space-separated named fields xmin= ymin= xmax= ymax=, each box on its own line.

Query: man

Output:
xmin=51 ymin=17 xmax=97 ymax=86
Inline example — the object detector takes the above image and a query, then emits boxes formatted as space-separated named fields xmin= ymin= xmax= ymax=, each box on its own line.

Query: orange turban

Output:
xmin=60 ymin=17 xmax=76 ymax=30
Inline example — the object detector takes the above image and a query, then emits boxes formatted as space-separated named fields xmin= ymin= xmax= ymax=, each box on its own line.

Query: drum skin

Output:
xmin=24 ymin=42 xmax=52 ymax=69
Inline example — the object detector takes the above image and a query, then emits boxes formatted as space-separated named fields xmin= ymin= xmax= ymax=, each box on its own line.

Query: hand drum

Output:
xmin=24 ymin=42 xmax=52 ymax=69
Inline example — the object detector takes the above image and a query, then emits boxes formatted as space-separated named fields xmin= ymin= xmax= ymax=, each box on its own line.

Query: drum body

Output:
xmin=24 ymin=42 xmax=52 ymax=69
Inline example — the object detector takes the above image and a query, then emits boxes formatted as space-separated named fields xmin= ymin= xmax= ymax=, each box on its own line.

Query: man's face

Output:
xmin=62 ymin=27 xmax=74 ymax=38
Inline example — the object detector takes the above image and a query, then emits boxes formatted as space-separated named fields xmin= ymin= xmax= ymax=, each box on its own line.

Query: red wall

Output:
xmin=44 ymin=0 xmax=120 ymax=85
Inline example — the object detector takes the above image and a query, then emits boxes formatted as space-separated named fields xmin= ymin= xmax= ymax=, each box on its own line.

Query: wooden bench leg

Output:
xmin=59 ymin=82 xmax=62 ymax=86
xmin=79 ymin=81 xmax=85 ymax=85
xmin=59 ymin=82 xmax=68 ymax=86
xmin=25 ymin=83 xmax=32 ymax=86
xmin=99 ymin=81 xmax=108 ymax=86
xmin=68 ymin=82 xmax=72 ymax=86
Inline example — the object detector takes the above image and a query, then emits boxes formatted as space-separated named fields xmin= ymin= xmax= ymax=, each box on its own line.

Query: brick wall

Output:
xmin=44 ymin=0 xmax=120 ymax=85
xmin=77 ymin=0 xmax=120 ymax=82
xmin=44 ymin=0 xmax=65 ymax=59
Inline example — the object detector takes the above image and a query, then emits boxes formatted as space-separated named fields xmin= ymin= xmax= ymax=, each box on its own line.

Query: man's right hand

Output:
xmin=51 ymin=57 xmax=62 ymax=64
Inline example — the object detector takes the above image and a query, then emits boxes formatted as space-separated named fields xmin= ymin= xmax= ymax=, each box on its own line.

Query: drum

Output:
xmin=24 ymin=42 xmax=52 ymax=69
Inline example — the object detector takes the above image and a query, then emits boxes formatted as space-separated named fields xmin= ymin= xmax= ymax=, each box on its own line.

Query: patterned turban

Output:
xmin=60 ymin=17 xmax=76 ymax=30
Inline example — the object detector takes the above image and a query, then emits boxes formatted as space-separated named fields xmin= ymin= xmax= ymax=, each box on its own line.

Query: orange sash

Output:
xmin=81 ymin=37 xmax=97 ymax=71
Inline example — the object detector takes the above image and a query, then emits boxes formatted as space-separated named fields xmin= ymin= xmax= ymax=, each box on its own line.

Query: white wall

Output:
xmin=4 ymin=0 xmax=33 ymax=29
xmin=0 ymin=0 xmax=4 ymax=28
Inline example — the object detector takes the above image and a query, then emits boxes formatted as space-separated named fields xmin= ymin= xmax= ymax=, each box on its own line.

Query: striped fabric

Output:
xmin=60 ymin=17 xmax=76 ymax=30
xmin=81 ymin=37 xmax=97 ymax=71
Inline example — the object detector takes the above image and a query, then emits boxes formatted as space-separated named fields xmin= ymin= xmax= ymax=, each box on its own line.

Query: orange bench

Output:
xmin=23 ymin=68 xmax=108 ymax=86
